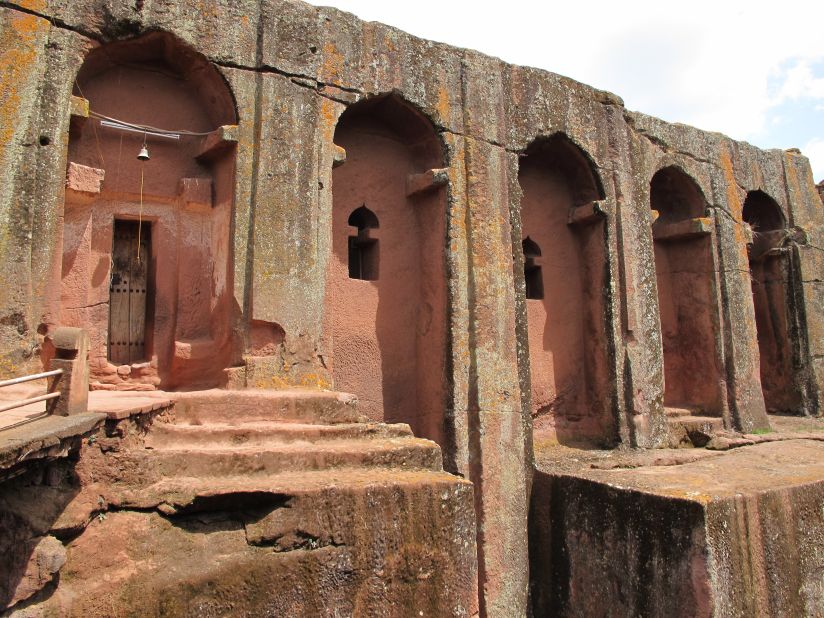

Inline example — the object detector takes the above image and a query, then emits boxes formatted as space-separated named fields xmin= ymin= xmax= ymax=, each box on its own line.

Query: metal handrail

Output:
xmin=0 ymin=369 xmax=63 ymax=389
xmin=0 ymin=369 xmax=64 ymax=415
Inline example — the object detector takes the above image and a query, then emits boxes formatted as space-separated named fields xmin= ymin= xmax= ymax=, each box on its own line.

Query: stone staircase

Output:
xmin=116 ymin=389 xmax=462 ymax=510
xmin=87 ymin=388 xmax=478 ymax=614
xmin=665 ymin=406 xmax=724 ymax=448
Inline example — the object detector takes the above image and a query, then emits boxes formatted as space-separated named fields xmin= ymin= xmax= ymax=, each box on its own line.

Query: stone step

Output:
xmin=171 ymin=389 xmax=366 ymax=425
xmin=144 ymin=421 xmax=413 ymax=450
xmin=136 ymin=436 xmax=443 ymax=478
xmin=118 ymin=468 xmax=470 ymax=515
xmin=664 ymin=406 xmax=699 ymax=418
xmin=668 ymin=415 xmax=725 ymax=448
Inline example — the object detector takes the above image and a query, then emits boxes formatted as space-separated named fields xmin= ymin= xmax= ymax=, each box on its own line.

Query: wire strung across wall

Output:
xmin=83 ymin=108 xmax=224 ymax=263
xmin=90 ymin=110 xmax=217 ymax=137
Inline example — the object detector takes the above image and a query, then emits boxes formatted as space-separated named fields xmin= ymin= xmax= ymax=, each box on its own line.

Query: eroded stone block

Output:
xmin=66 ymin=162 xmax=104 ymax=195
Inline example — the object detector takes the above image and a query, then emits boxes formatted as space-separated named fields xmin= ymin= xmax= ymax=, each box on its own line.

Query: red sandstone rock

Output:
xmin=0 ymin=1 xmax=821 ymax=615
xmin=3 ymin=391 xmax=478 ymax=616
xmin=65 ymin=162 xmax=104 ymax=195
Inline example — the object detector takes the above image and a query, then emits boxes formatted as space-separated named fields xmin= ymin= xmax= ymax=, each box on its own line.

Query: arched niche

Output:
xmin=742 ymin=190 xmax=800 ymax=413
xmin=650 ymin=165 xmax=706 ymax=222
xmin=518 ymin=133 xmax=614 ymax=445
xmin=59 ymin=31 xmax=238 ymax=391
xmin=650 ymin=166 xmax=723 ymax=414
xmin=325 ymin=93 xmax=448 ymax=446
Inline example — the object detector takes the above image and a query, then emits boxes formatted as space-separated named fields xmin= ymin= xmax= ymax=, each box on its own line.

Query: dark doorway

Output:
xmin=109 ymin=220 xmax=151 ymax=364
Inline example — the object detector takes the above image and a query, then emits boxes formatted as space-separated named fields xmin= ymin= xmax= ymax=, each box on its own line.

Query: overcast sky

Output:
xmin=304 ymin=0 xmax=824 ymax=183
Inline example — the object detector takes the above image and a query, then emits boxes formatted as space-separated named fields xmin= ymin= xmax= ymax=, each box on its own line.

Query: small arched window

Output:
xmin=523 ymin=237 xmax=544 ymax=300
xmin=348 ymin=205 xmax=379 ymax=280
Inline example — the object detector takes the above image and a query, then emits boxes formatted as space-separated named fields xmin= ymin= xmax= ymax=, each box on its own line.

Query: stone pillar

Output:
xmin=47 ymin=327 xmax=89 ymax=416
xmin=445 ymin=129 xmax=531 ymax=617
xmin=783 ymin=151 xmax=824 ymax=415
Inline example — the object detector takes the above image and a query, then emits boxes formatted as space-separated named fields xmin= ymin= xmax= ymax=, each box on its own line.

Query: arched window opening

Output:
xmin=348 ymin=205 xmax=379 ymax=281
xmin=523 ymin=237 xmax=544 ymax=300
xmin=742 ymin=190 xmax=785 ymax=233
xmin=743 ymin=190 xmax=786 ymax=260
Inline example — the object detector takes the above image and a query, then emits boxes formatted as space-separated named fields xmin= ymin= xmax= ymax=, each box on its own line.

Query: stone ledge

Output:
xmin=531 ymin=440 xmax=824 ymax=616
xmin=101 ymin=399 xmax=174 ymax=421
xmin=0 ymin=413 xmax=105 ymax=472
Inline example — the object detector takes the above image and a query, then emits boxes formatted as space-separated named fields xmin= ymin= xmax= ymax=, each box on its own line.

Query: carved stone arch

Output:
xmin=743 ymin=189 xmax=804 ymax=414
xmin=518 ymin=132 xmax=616 ymax=445
xmin=743 ymin=189 xmax=786 ymax=233
xmin=333 ymin=92 xmax=446 ymax=170
xmin=650 ymin=165 xmax=709 ymax=222
xmin=60 ymin=30 xmax=239 ymax=391
xmin=325 ymin=90 xmax=450 ymax=450
xmin=523 ymin=132 xmax=606 ymax=206
xmin=649 ymin=164 xmax=725 ymax=417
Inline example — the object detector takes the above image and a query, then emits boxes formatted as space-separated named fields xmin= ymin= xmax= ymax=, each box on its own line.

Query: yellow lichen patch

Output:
xmin=0 ymin=12 xmax=47 ymax=164
xmin=0 ymin=354 xmax=21 ymax=380
xmin=321 ymin=41 xmax=344 ymax=83
xmin=436 ymin=82 xmax=451 ymax=127
xmin=657 ymin=488 xmax=714 ymax=505
xmin=253 ymin=370 xmax=331 ymax=391
xmin=381 ymin=32 xmax=397 ymax=53
xmin=0 ymin=11 xmax=48 ymax=274
xmin=320 ymin=97 xmax=338 ymax=144
xmin=191 ymin=0 xmax=219 ymax=20
xmin=718 ymin=146 xmax=753 ymax=263
xmin=718 ymin=146 xmax=742 ymax=220
xmin=11 ymin=1 xmax=47 ymax=15
xmin=783 ymin=151 xmax=803 ymax=205
xmin=298 ymin=373 xmax=331 ymax=390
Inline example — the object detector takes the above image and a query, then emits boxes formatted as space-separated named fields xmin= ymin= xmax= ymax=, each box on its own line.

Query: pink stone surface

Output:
xmin=324 ymin=96 xmax=448 ymax=446
xmin=519 ymin=137 xmax=613 ymax=445
xmin=54 ymin=33 xmax=238 ymax=391
xmin=65 ymin=162 xmax=104 ymax=195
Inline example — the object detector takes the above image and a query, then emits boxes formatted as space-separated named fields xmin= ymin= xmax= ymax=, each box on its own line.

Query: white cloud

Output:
xmin=802 ymin=138 xmax=824 ymax=181
xmin=776 ymin=62 xmax=824 ymax=101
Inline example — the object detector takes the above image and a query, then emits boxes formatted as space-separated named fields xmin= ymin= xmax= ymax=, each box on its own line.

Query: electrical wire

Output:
xmin=89 ymin=110 xmax=217 ymax=137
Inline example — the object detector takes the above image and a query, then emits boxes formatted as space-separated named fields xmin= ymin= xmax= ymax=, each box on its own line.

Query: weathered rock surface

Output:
xmin=531 ymin=439 xmax=824 ymax=617
xmin=0 ymin=0 xmax=821 ymax=614
xmin=6 ymin=534 xmax=65 ymax=608
xmin=2 ymin=390 xmax=478 ymax=616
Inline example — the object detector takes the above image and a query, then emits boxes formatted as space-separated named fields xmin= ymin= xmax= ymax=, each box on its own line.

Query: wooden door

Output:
xmin=109 ymin=220 xmax=150 ymax=364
